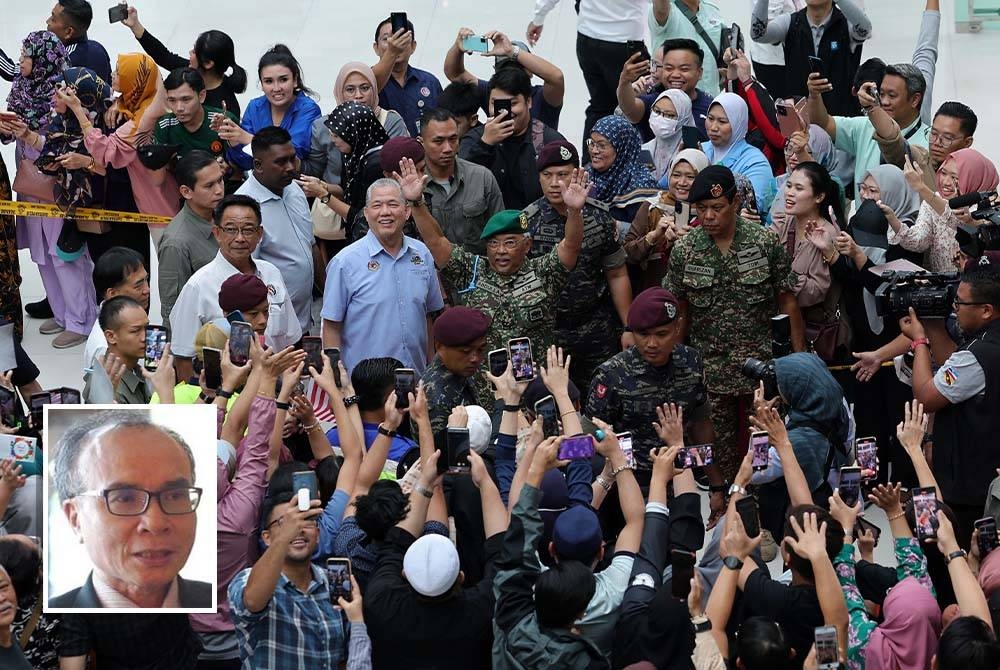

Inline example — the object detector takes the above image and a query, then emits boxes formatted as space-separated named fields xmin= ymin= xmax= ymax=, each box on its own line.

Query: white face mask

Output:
xmin=649 ymin=114 xmax=681 ymax=140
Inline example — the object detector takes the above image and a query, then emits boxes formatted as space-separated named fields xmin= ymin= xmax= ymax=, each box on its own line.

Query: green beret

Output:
xmin=479 ymin=209 xmax=530 ymax=240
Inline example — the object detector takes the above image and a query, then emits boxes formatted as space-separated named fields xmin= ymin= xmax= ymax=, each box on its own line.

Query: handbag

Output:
xmin=785 ymin=224 xmax=845 ymax=362
xmin=11 ymin=158 xmax=55 ymax=202
xmin=311 ymin=198 xmax=345 ymax=241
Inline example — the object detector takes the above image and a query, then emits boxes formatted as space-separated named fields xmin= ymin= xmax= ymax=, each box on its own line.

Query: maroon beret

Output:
xmin=218 ymin=273 xmax=269 ymax=313
xmin=627 ymin=287 xmax=679 ymax=332
xmin=433 ymin=307 xmax=492 ymax=346
xmin=379 ymin=137 xmax=425 ymax=173
xmin=536 ymin=140 xmax=580 ymax=171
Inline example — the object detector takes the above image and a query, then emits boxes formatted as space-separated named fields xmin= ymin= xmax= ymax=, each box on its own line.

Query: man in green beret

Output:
xmin=394 ymin=157 xmax=584 ymax=374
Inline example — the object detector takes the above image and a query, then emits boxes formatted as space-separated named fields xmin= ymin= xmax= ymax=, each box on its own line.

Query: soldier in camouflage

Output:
xmin=523 ymin=140 xmax=634 ymax=393
xmin=586 ymin=286 xmax=726 ymax=519
xmin=665 ymin=166 xmax=805 ymax=484
xmin=420 ymin=306 xmax=490 ymax=437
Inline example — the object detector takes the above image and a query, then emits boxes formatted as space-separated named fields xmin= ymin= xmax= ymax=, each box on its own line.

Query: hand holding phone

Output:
xmin=447 ymin=427 xmax=471 ymax=474
xmin=487 ymin=348 xmax=509 ymax=377
xmin=670 ymin=550 xmax=696 ymax=599
xmin=750 ymin=431 xmax=769 ymax=471
xmin=229 ymin=321 xmax=253 ymax=366
xmin=975 ymin=517 xmax=999 ymax=557
xmin=815 ymin=625 xmax=840 ymax=670
xmin=292 ymin=470 xmax=318 ymax=511
xmin=323 ymin=348 xmax=342 ymax=387
xmin=390 ymin=12 xmax=408 ymax=34
xmin=326 ymin=558 xmax=353 ymax=602
xmin=508 ymin=338 xmax=534 ymax=381
xmin=912 ymin=486 xmax=939 ymax=540
xmin=838 ymin=467 xmax=862 ymax=508
xmin=394 ymin=368 xmax=415 ymax=409
xmin=302 ymin=336 xmax=323 ymax=374
xmin=144 ymin=325 xmax=168 ymax=372
xmin=108 ymin=3 xmax=128 ymax=23
xmin=461 ymin=35 xmax=490 ymax=53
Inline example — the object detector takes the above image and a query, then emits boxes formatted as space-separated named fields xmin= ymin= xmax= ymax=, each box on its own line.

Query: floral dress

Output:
xmin=887 ymin=200 xmax=960 ymax=272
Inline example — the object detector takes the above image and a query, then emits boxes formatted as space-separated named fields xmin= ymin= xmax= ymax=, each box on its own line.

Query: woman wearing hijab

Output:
xmin=642 ymin=89 xmax=694 ymax=184
xmin=702 ymin=92 xmax=776 ymax=215
xmin=75 ymin=53 xmax=178 ymax=245
xmin=303 ymin=61 xmax=408 ymax=186
xmin=586 ymin=114 xmax=657 ymax=233
xmin=625 ymin=149 xmax=709 ymax=290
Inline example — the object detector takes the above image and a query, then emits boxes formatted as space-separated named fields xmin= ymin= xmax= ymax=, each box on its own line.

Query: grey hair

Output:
xmin=52 ymin=410 xmax=197 ymax=502
xmin=365 ymin=178 xmax=404 ymax=206
xmin=885 ymin=63 xmax=926 ymax=99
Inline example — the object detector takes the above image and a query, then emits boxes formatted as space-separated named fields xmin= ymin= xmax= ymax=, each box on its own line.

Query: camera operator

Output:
xmin=902 ymin=261 xmax=1000 ymax=546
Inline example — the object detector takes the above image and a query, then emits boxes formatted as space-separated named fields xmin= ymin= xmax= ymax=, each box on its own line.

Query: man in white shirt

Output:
xmin=236 ymin=126 xmax=315 ymax=335
xmin=170 ymin=195 xmax=302 ymax=381
xmin=525 ymin=0 xmax=648 ymax=159
xmin=83 ymin=247 xmax=151 ymax=370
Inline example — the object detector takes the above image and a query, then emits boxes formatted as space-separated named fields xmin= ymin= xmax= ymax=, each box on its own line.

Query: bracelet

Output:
xmin=414 ymin=483 xmax=434 ymax=499
xmin=909 ymin=337 xmax=930 ymax=352
xmin=823 ymin=250 xmax=839 ymax=265
xmin=560 ymin=410 xmax=577 ymax=419
xmin=728 ymin=483 xmax=748 ymax=497
xmin=85 ymin=156 xmax=97 ymax=173
xmin=886 ymin=511 xmax=906 ymax=521
xmin=377 ymin=424 xmax=397 ymax=438
xmin=610 ymin=463 xmax=633 ymax=477
xmin=595 ymin=475 xmax=613 ymax=492
xmin=944 ymin=549 xmax=968 ymax=565
xmin=342 ymin=395 xmax=359 ymax=407
xmin=303 ymin=422 xmax=321 ymax=433
xmin=216 ymin=388 xmax=234 ymax=399
xmin=502 ymin=403 xmax=520 ymax=412
xmin=275 ymin=400 xmax=291 ymax=411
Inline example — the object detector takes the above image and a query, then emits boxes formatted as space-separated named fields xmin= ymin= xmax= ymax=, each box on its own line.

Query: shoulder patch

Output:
xmin=594 ymin=383 xmax=607 ymax=399
xmin=631 ymin=573 xmax=656 ymax=589
xmin=585 ymin=197 xmax=609 ymax=211
xmin=521 ymin=202 xmax=542 ymax=220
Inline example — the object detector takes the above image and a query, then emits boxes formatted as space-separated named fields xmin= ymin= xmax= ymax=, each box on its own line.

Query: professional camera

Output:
xmin=741 ymin=357 xmax=779 ymax=399
xmin=771 ymin=314 xmax=792 ymax=358
xmin=874 ymin=271 xmax=959 ymax=319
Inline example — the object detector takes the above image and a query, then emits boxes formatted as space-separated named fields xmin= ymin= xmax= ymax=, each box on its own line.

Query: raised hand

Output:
xmin=896 ymin=399 xmax=928 ymax=453
xmin=784 ymin=512 xmax=829 ymax=562
xmin=392 ymin=157 xmax=430 ymax=201
xmin=539 ymin=346 xmax=571 ymax=397
xmin=561 ymin=168 xmax=591 ymax=211
xmin=850 ymin=350 xmax=882 ymax=382
xmin=652 ymin=403 xmax=684 ymax=447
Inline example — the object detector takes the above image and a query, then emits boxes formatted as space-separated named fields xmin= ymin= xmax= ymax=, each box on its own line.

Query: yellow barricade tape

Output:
xmin=0 ymin=199 xmax=171 ymax=225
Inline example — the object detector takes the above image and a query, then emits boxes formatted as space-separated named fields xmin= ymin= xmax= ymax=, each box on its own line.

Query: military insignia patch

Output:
xmin=664 ymin=302 xmax=677 ymax=319
xmin=559 ymin=146 xmax=572 ymax=160
xmin=595 ymin=383 xmax=607 ymax=399
xmin=519 ymin=212 xmax=529 ymax=230
xmin=367 ymin=260 xmax=380 ymax=271
xmin=411 ymin=254 xmax=424 ymax=265
xmin=710 ymin=183 xmax=723 ymax=198
xmin=942 ymin=367 xmax=958 ymax=386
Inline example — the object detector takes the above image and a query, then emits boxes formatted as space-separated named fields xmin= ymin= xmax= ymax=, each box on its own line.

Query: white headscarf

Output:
xmin=645 ymin=89 xmax=695 ymax=180
xmin=705 ymin=92 xmax=749 ymax=165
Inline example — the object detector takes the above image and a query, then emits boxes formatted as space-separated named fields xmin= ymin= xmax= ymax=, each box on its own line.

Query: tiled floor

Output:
xmin=3 ymin=1 xmax=995 ymax=566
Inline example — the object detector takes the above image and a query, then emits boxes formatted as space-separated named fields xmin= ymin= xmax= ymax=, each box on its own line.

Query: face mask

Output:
xmin=649 ymin=114 xmax=681 ymax=140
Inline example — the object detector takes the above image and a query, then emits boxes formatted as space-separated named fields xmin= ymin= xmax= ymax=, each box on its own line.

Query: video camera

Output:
xmin=874 ymin=271 xmax=959 ymax=319
xmin=950 ymin=191 xmax=1000 ymax=258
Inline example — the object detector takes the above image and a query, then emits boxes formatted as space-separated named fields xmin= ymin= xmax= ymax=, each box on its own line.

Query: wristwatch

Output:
xmin=342 ymin=394 xmax=359 ymax=407
xmin=414 ymin=483 xmax=434 ymax=499
xmin=728 ymin=483 xmax=748 ymax=497
xmin=216 ymin=388 xmax=235 ymax=399
xmin=944 ymin=549 xmax=968 ymax=565
xmin=723 ymin=555 xmax=744 ymax=571
xmin=320 ymin=186 xmax=332 ymax=204
xmin=691 ymin=615 xmax=711 ymax=633
xmin=408 ymin=197 xmax=426 ymax=208
xmin=377 ymin=424 xmax=397 ymax=438
xmin=511 ymin=44 xmax=521 ymax=60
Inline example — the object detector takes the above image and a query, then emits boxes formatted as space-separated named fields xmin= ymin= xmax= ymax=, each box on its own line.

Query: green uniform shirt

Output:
xmin=666 ymin=218 xmax=797 ymax=394
xmin=153 ymin=105 xmax=236 ymax=161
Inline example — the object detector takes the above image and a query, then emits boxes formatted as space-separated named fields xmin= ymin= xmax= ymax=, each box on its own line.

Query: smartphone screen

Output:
xmin=750 ymin=431 xmax=769 ymax=471
xmin=302 ymin=336 xmax=323 ymax=374
xmin=681 ymin=125 xmax=700 ymax=150
xmin=912 ymin=486 xmax=939 ymax=540
xmin=461 ymin=35 xmax=489 ymax=53
xmin=394 ymin=368 xmax=415 ymax=408
xmin=735 ymin=496 xmax=760 ymax=537
xmin=229 ymin=321 xmax=253 ymax=366
xmin=534 ymin=395 xmax=559 ymax=438
xmin=815 ymin=625 xmax=840 ymax=670
xmin=203 ymin=347 xmax=223 ymax=390
xmin=809 ymin=56 xmax=825 ymax=76
xmin=670 ymin=550 xmax=696 ymax=599
xmin=488 ymin=348 xmax=509 ymax=377
xmin=143 ymin=325 xmax=168 ymax=372
xmin=493 ymin=98 xmax=512 ymax=118
xmin=108 ymin=3 xmax=127 ymax=23
xmin=674 ymin=444 xmax=713 ymax=469
xmin=390 ymin=11 xmax=408 ymax=34
xmin=557 ymin=435 xmax=594 ymax=460
xmin=324 ymin=347 xmax=342 ymax=387
xmin=508 ymin=338 xmax=534 ymax=382
xmin=59 ymin=387 xmax=81 ymax=405
xmin=326 ymin=558 xmax=352 ymax=602
xmin=856 ymin=437 xmax=878 ymax=480
xmin=292 ymin=470 xmax=319 ymax=501
xmin=28 ymin=392 xmax=48 ymax=428
xmin=976 ymin=517 xmax=999 ymax=557
xmin=447 ymin=427 xmax=471 ymax=474
xmin=0 ymin=386 xmax=21 ymax=427
xmin=616 ymin=432 xmax=636 ymax=469
xmin=854 ymin=516 xmax=882 ymax=545
xmin=839 ymin=467 xmax=862 ymax=508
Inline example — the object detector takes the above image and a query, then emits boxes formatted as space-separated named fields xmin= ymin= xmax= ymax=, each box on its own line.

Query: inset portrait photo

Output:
xmin=43 ymin=404 xmax=217 ymax=613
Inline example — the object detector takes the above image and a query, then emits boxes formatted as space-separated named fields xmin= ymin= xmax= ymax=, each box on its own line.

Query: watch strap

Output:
xmin=723 ymin=555 xmax=744 ymax=571
xmin=377 ymin=424 xmax=397 ymax=438
xmin=342 ymin=394 xmax=359 ymax=407
xmin=728 ymin=483 xmax=748 ymax=497
xmin=945 ymin=549 xmax=968 ymax=564
xmin=909 ymin=337 xmax=930 ymax=352
xmin=216 ymin=388 xmax=234 ymax=399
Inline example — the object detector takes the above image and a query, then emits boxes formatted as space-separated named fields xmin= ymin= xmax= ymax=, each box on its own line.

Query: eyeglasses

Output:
xmin=953 ymin=298 xmax=989 ymax=308
xmin=265 ymin=516 xmax=319 ymax=531
xmin=75 ymin=486 xmax=203 ymax=516
xmin=928 ymin=129 xmax=963 ymax=147
xmin=585 ymin=138 xmax=612 ymax=152
xmin=217 ymin=226 xmax=261 ymax=238
xmin=649 ymin=61 xmax=663 ymax=73
xmin=486 ymin=238 xmax=523 ymax=251
xmin=343 ymin=84 xmax=373 ymax=96
xmin=650 ymin=108 xmax=678 ymax=120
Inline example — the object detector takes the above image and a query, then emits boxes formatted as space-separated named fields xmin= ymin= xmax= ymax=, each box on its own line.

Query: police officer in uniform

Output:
xmin=586 ymin=287 xmax=725 ymax=518
xmin=665 ymin=166 xmax=805 ymax=484
xmin=522 ymin=140 xmax=633 ymax=392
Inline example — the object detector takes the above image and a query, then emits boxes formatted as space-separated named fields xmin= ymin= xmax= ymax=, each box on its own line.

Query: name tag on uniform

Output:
xmin=736 ymin=247 xmax=767 ymax=273
xmin=683 ymin=264 xmax=715 ymax=278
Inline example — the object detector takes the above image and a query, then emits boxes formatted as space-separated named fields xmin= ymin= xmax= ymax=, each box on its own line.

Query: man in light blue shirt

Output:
xmin=237 ymin=126 xmax=315 ymax=334
xmin=321 ymin=178 xmax=444 ymax=375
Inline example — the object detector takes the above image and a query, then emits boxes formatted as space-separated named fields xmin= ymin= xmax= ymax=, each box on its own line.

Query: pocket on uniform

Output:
xmin=738 ymin=267 xmax=770 ymax=304
xmin=682 ymin=271 xmax=715 ymax=309
xmin=461 ymin=199 xmax=488 ymax=219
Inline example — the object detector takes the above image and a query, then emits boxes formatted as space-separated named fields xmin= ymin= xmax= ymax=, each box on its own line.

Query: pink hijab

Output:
xmin=865 ymin=577 xmax=942 ymax=670
xmin=334 ymin=61 xmax=380 ymax=109
xmin=937 ymin=148 xmax=999 ymax=196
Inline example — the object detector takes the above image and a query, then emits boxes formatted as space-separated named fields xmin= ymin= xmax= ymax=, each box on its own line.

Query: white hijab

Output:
xmin=705 ymin=92 xmax=749 ymax=165
xmin=645 ymin=89 xmax=695 ymax=180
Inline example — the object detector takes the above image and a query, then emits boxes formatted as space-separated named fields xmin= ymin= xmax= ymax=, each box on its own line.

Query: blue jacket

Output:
xmin=231 ymin=92 xmax=322 ymax=170
xmin=701 ymin=139 xmax=776 ymax=215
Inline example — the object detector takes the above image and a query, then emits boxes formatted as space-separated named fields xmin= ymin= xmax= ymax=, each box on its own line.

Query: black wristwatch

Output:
xmin=502 ymin=403 xmax=520 ymax=413
xmin=198 ymin=391 xmax=215 ymax=403
xmin=216 ymin=388 xmax=234 ymax=399
xmin=342 ymin=395 xmax=359 ymax=407
xmin=709 ymin=482 xmax=729 ymax=495
xmin=723 ymin=556 xmax=744 ymax=571
xmin=944 ymin=549 xmax=968 ymax=565
xmin=377 ymin=424 xmax=397 ymax=438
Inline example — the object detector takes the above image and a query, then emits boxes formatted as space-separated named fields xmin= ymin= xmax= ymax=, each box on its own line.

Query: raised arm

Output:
xmin=913 ymin=0 xmax=941 ymax=125
xmin=443 ymin=28 xmax=480 ymax=84
xmin=934 ymin=510 xmax=993 ymax=628
xmin=470 ymin=449 xmax=508 ymax=538
xmin=616 ymin=54 xmax=651 ymax=124
xmin=310 ymin=354 xmax=365 ymax=501
xmin=751 ymin=0 xmax=793 ymax=44
xmin=556 ymin=169 xmax=587 ymax=270
xmin=487 ymin=362 xmax=529 ymax=506
xmin=371 ymin=28 xmax=412 ymax=91
xmin=488 ymin=31 xmax=564 ymax=108
xmin=707 ymin=511 xmax=760 ymax=657
xmin=837 ymin=0 xmax=874 ymax=44
xmin=593 ymin=417 xmax=645 ymax=554
xmin=395 ymin=158 xmax=454 ymax=267
xmin=895 ymin=400 xmax=942 ymax=499
xmin=749 ymin=399 xmax=813 ymax=506
xmin=349 ymin=391 xmax=403 ymax=507
xmin=120 ymin=5 xmax=189 ymax=71
xmin=806 ymin=73 xmax=838 ymax=140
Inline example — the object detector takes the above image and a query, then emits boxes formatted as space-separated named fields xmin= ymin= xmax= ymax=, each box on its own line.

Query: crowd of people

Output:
xmin=0 ymin=0 xmax=999 ymax=668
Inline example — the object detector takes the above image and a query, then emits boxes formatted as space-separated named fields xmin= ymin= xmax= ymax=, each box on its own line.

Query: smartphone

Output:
xmin=325 ymin=558 xmax=352 ymax=602
xmin=674 ymin=444 xmax=713 ymax=469
xmin=681 ymin=125 xmax=700 ymax=150
xmin=143 ymin=325 xmax=168 ymax=372
xmin=488 ymin=348 xmax=509 ymax=377
xmin=625 ymin=40 xmax=650 ymax=62
xmin=912 ymin=486 xmax=939 ymax=541
xmin=508 ymin=338 xmax=534 ymax=382
xmin=557 ymin=434 xmax=595 ymax=460
xmin=302 ymin=336 xmax=323 ymax=374
xmin=731 ymin=23 xmax=744 ymax=53
xmin=775 ymin=100 xmax=806 ymax=138
xmin=838 ymin=466 xmax=862 ymax=508
xmin=390 ymin=11 xmax=408 ymax=34
xmin=975 ymin=517 xmax=999 ymax=557
xmin=461 ymin=35 xmax=489 ymax=53
xmin=29 ymin=392 xmax=49 ymax=429
xmin=719 ymin=27 xmax=732 ymax=55
xmin=534 ymin=395 xmax=559 ymax=438
xmin=855 ymin=437 xmax=878 ymax=480
xmin=671 ymin=550 xmax=696 ymax=599
xmin=815 ymin=625 xmax=840 ymax=670
xmin=292 ymin=470 xmax=319 ymax=509
xmin=225 ymin=309 xmax=246 ymax=325
xmin=447 ymin=427 xmax=471 ymax=474
xmin=855 ymin=516 xmax=882 ymax=545
xmin=394 ymin=368 xmax=415 ymax=409
xmin=0 ymin=386 xmax=22 ymax=428
xmin=229 ymin=321 xmax=253 ymax=366
xmin=616 ymin=432 xmax=636 ymax=469
xmin=742 ymin=181 xmax=760 ymax=216
xmin=493 ymin=98 xmax=512 ymax=118
xmin=108 ymin=3 xmax=127 ymax=23
xmin=808 ymin=56 xmax=825 ymax=77
xmin=199 ymin=347 xmax=222 ymax=391
xmin=324 ymin=347 xmax=342 ymax=387
xmin=673 ymin=200 xmax=691 ymax=230
xmin=735 ymin=496 xmax=760 ymax=538
xmin=58 ymin=387 xmax=81 ymax=405
xmin=750 ymin=431 xmax=769 ymax=472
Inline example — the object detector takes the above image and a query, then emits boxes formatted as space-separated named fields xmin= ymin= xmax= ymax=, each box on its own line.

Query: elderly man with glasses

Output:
xmin=49 ymin=410 xmax=211 ymax=609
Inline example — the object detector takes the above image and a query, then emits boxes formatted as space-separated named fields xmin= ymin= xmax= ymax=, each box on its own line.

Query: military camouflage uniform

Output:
xmin=585 ymin=345 xmax=712 ymax=473
xmin=523 ymin=196 xmax=627 ymax=392
xmin=665 ymin=218 xmax=797 ymax=481
xmin=420 ymin=355 xmax=479 ymax=436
